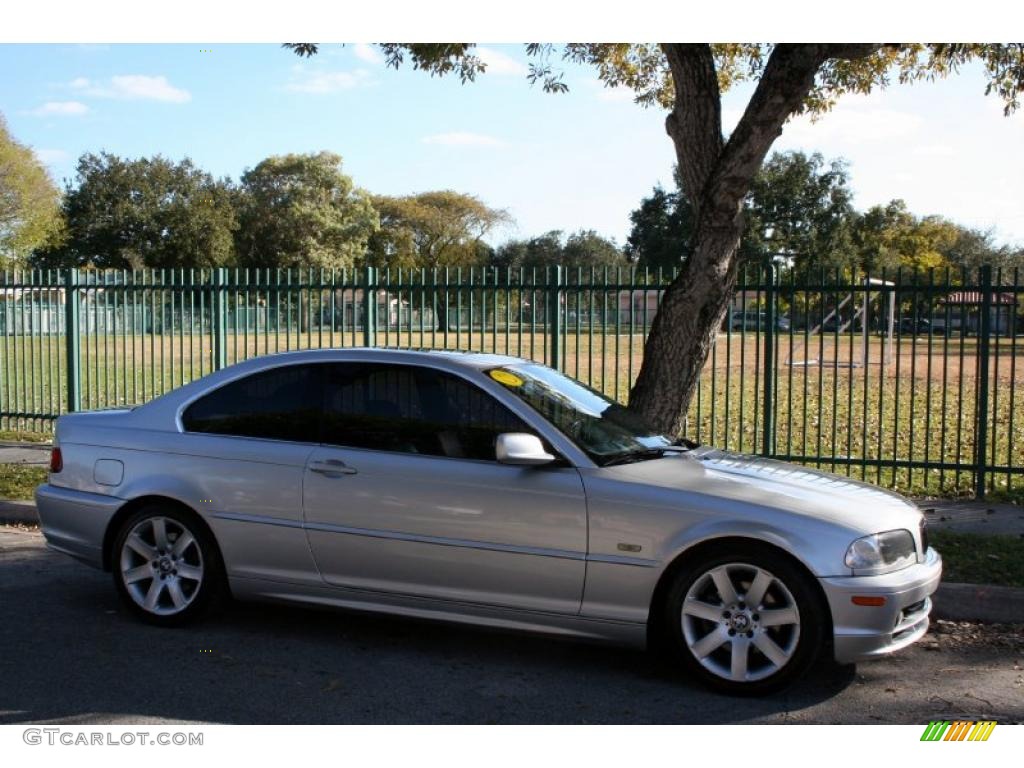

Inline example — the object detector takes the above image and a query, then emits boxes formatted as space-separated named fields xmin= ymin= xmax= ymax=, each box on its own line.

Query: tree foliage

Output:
xmin=36 ymin=152 xmax=236 ymax=269
xmin=940 ymin=225 xmax=1024 ymax=274
xmin=628 ymin=157 xmax=1021 ymax=278
xmin=742 ymin=152 xmax=856 ymax=272
xmin=561 ymin=229 xmax=626 ymax=269
xmin=850 ymin=200 xmax=958 ymax=274
xmin=498 ymin=229 xmax=625 ymax=270
xmin=365 ymin=190 xmax=508 ymax=269
xmin=624 ymin=182 xmax=693 ymax=270
xmin=627 ymin=151 xmax=856 ymax=273
xmin=235 ymin=152 xmax=377 ymax=270
xmin=285 ymin=43 xmax=1024 ymax=115
xmin=0 ymin=114 xmax=63 ymax=267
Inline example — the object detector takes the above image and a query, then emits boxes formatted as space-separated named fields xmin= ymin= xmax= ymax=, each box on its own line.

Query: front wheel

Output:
xmin=112 ymin=505 xmax=225 ymax=626
xmin=663 ymin=545 xmax=825 ymax=695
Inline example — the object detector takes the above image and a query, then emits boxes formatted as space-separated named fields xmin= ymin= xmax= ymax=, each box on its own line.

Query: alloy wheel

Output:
xmin=680 ymin=562 xmax=801 ymax=683
xmin=119 ymin=516 xmax=205 ymax=616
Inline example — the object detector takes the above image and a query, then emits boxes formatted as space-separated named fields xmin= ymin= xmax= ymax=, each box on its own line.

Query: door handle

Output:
xmin=309 ymin=459 xmax=358 ymax=476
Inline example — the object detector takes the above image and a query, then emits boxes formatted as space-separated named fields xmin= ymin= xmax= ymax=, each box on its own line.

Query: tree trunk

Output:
xmin=629 ymin=223 xmax=743 ymax=435
xmin=434 ymin=292 xmax=449 ymax=331
xmin=628 ymin=43 xmax=881 ymax=436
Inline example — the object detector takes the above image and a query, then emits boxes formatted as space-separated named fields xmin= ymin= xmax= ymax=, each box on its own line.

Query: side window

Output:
xmin=322 ymin=363 xmax=533 ymax=461
xmin=182 ymin=364 xmax=322 ymax=442
xmin=424 ymin=368 xmax=532 ymax=460
xmin=322 ymin=363 xmax=424 ymax=454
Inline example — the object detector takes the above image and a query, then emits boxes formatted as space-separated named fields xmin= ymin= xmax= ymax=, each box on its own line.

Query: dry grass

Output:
xmin=0 ymin=464 xmax=47 ymax=500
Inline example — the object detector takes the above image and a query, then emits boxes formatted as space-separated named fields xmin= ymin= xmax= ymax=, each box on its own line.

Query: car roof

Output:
xmin=125 ymin=347 xmax=546 ymax=432
xmin=245 ymin=347 xmax=533 ymax=370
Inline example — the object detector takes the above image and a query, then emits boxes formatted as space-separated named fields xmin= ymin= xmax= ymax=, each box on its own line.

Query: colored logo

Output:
xmin=920 ymin=721 xmax=996 ymax=741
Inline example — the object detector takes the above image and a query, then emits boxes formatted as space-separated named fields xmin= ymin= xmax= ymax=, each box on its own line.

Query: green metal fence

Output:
xmin=2 ymin=265 xmax=1022 ymax=498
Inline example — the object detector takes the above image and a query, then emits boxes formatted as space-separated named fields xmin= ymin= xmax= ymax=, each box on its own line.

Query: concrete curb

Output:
xmin=0 ymin=499 xmax=39 ymax=525
xmin=932 ymin=582 xmax=1024 ymax=624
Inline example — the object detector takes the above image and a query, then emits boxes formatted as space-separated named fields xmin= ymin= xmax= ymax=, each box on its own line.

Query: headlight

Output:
xmin=844 ymin=529 xmax=916 ymax=572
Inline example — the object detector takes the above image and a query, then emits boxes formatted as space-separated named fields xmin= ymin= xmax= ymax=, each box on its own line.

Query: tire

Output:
xmin=111 ymin=504 xmax=226 ymax=627
xmin=662 ymin=543 xmax=825 ymax=695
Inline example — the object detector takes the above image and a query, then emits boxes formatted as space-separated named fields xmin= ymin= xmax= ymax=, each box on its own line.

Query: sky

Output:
xmin=2 ymin=42 xmax=1023 ymax=248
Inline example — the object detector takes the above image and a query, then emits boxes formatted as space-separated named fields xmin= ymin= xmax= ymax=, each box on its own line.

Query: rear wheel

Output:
xmin=663 ymin=545 xmax=824 ymax=695
xmin=112 ymin=505 xmax=225 ymax=626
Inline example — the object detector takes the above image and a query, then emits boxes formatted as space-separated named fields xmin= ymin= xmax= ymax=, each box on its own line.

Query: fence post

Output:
xmin=974 ymin=264 xmax=993 ymax=498
xmin=213 ymin=267 xmax=228 ymax=370
xmin=761 ymin=259 xmax=776 ymax=457
xmin=64 ymin=269 xmax=81 ymax=413
xmin=548 ymin=265 xmax=563 ymax=370
xmin=363 ymin=266 xmax=377 ymax=348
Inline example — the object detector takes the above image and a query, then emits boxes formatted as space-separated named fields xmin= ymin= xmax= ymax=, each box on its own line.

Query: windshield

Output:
xmin=486 ymin=364 xmax=673 ymax=465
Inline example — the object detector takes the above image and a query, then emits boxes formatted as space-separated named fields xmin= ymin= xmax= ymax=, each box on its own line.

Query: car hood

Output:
xmin=599 ymin=446 xmax=922 ymax=534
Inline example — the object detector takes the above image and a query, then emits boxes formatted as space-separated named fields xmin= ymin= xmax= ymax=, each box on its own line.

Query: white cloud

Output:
xmin=29 ymin=101 xmax=89 ymax=116
xmin=286 ymin=68 xmax=373 ymax=93
xmin=477 ymin=46 xmax=527 ymax=76
xmin=352 ymin=44 xmax=382 ymax=65
xmin=34 ymin=148 xmax=69 ymax=163
xmin=597 ymin=85 xmax=635 ymax=103
xmin=421 ymin=132 xmax=506 ymax=147
xmin=109 ymin=75 xmax=190 ymax=102
xmin=779 ymin=92 xmax=923 ymax=145
xmin=585 ymin=78 xmax=636 ymax=104
xmin=71 ymin=75 xmax=191 ymax=103
xmin=913 ymin=143 xmax=955 ymax=157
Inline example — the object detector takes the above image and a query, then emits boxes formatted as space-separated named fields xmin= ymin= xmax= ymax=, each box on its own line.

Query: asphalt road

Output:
xmin=1 ymin=527 xmax=1021 ymax=725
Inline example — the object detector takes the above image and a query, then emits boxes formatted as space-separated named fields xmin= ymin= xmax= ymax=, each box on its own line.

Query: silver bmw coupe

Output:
xmin=35 ymin=348 xmax=941 ymax=694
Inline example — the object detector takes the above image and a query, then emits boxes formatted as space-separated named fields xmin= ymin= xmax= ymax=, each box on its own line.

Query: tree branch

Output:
xmin=819 ymin=43 xmax=886 ymax=61
xmin=660 ymin=44 xmax=723 ymax=218
xmin=705 ymin=44 xmax=882 ymax=222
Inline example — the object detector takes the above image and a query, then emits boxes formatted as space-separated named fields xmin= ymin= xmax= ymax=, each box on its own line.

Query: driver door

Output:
xmin=302 ymin=362 xmax=588 ymax=614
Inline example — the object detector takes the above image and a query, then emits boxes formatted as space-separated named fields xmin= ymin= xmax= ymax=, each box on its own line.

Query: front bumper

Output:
xmin=34 ymin=483 xmax=123 ymax=569
xmin=820 ymin=547 xmax=942 ymax=664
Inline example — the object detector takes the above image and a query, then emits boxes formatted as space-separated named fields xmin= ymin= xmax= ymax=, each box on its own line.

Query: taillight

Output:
xmin=49 ymin=446 xmax=63 ymax=473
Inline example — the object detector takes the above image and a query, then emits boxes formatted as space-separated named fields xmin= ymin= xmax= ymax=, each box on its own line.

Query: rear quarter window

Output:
xmin=182 ymin=364 xmax=322 ymax=442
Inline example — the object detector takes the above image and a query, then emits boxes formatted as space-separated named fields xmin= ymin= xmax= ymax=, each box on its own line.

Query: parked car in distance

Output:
xmin=927 ymin=316 xmax=951 ymax=336
xmin=727 ymin=309 xmax=791 ymax=332
xmin=898 ymin=317 xmax=932 ymax=336
xmin=819 ymin=315 xmax=846 ymax=333
xmin=35 ymin=348 xmax=941 ymax=694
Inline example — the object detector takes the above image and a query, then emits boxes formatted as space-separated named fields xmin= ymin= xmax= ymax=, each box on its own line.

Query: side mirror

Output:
xmin=495 ymin=433 xmax=556 ymax=466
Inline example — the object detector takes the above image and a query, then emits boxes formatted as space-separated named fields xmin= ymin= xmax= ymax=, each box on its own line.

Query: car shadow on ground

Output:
xmin=0 ymin=541 xmax=857 ymax=724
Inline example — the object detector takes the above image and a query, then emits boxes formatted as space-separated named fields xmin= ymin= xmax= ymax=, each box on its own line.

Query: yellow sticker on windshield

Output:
xmin=489 ymin=369 xmax=524 ymax=387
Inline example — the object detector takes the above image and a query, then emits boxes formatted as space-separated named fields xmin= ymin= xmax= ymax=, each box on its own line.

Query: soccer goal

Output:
xmin=786 ymin=277 xmax=895 ymax=370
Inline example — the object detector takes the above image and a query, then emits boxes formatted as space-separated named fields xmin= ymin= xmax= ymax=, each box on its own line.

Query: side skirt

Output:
xmin=229 ymin=575 xmax=648 ymax=648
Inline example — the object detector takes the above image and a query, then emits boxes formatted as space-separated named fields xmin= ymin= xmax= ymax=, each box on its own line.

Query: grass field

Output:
xmin=929 ymin=530 xmax=1024 ymax=587
xmin=2 ymin=328 xmax=1022 ymax=497
xmin=0 ymin=464 xmax=46 ymax=500
xmin=0 ymin=429 xmax=49 ymax=443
